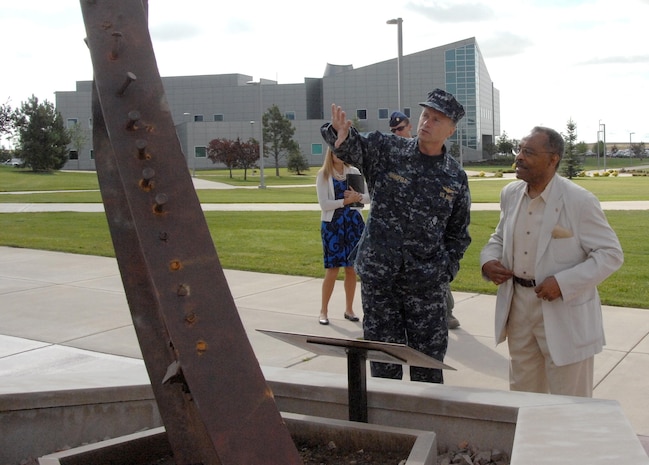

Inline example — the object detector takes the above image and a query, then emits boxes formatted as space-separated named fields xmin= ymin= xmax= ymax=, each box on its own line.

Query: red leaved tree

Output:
xmin=207 ymin=138 xmax=239 ymax=178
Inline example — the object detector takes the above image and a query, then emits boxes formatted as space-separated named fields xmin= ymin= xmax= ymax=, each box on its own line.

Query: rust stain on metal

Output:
xmin=196 ymin=340 xmax=208 ymax=355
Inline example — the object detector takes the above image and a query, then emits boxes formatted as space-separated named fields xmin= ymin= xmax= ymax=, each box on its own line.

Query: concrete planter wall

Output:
xmin=1 ymin=366 xmax=647 ymax=465
xmin=38 ymin=413 xmax=437 ymax=465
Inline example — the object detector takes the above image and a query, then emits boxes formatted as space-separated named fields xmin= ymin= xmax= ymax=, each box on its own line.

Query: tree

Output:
xmin=561 ymin=118 xmax=582 ymax=179
xmin=237 ymin=138 xmax=260 ymax=180
xmin=351 ymin=116 xmax=364 ymax=132
xmin=496 ymin=131 xmax=515 ymax=156
xmin=0 ymin=100 xmax=13 ymax=137
xmin=207 ymin=137 xmax=259 ymax=180
xmin=286 ymin=144 xmax=310 ymax=175
xmin=207 ymin=138 xmax=240 ymax=178
xmin=631 ymin=141 xmax=645 ymax=159
xmin=67 ymin=122 xmax=87 ymax=164
xmin=575 ymin=141 xmax=588 ymax=156
xmin=14 ymin=95 xmax=70 ymax=172
xmin=483 ymin=142 xmax=498 ymax=159
xmin=592 ymin=140 xmax=606 ymax=163
xmin=448 ymin=143 xmax=459 ymax=158
xmin=263 ymin=104 xmax=296 ymax=176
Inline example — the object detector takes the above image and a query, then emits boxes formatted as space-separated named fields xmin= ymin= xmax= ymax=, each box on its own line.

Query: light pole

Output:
xmin=246 ymin=80 xmax=266 ymax=189
xmin=596 ymin=129 xmax=602 ymax=171
xmin=599 ymin=120 xmax=606 ymax=172
xmin=182 ymin=112 xmax=194 ymax=175
xmin=629 ymin=132 xmax=635 ymax=160
xmin=458 ymin=123 xmax=464 ymax=168
xmin=386 ymin=18 xmax=403 ymax=112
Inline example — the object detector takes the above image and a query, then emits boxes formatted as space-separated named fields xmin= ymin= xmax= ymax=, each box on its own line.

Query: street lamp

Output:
xmin=386 ymin=17 xmax=403 ymax=112
xmin=599 ymin=120 xmax=606 ymax=172
xmin=629 ymin=132 xmax=635 ymax=160
xmin=596 ymin=129 xmax=602 ymax=171
xmin=182 ymin=112 xmax=195 ymax=176
xmin=246 ymin=80 xmax=266 ymax=189
xmin=458 ymin=124 xmax=463 ymax=168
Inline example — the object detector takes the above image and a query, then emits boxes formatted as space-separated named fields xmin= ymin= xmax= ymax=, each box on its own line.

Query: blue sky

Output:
xmin=2 ymin=0 xmax=648 ymax=145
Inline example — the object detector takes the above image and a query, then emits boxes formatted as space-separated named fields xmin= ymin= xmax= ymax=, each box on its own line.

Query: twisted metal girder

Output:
xmin=80 ymin=1 xmax=301 ymax=463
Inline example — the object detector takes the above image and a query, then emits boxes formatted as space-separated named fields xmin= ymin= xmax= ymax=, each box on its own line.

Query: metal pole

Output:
xmin=247 ymin=80 xmax=266 ymax=189
xmin=459 ymin=123 xmax=463 ymax=168
xmin=596 ymin=130 xmax=601 ymax=171
xmin=387 ymin=18 xmax=403 ymax=111
xmin=600 ymin=120 xmax=606 ymax=172
xmin=258 ymin=83 xmax=266 ymax=189
xmin=630 ymin=132 xmax=634 ymax=161
xmin=183 ymin=112 xmax=191 ymax=173
xmin=346 ymin=348 xmax=368 ymax=423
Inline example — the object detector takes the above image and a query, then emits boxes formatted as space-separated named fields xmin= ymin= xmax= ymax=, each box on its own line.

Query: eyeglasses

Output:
xmin=512 ymin=145 xmax=556 ymax=157
xmin=391 ymin=125 xmax=407 ymax=133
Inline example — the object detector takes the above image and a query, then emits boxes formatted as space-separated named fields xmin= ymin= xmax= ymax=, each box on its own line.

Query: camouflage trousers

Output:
xmin=361 ymin=277 xmax=448 ymax=383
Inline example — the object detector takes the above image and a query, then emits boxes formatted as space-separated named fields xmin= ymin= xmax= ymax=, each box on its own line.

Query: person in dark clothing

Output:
xmin=321 ymin=89 xmax=471 ymax=383
xmin=388 ymin=109 xmax=461 ymax=330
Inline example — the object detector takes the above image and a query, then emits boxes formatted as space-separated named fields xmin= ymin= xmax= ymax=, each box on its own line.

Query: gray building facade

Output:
xmin=55 ymin=37 xmax=499 ymax=171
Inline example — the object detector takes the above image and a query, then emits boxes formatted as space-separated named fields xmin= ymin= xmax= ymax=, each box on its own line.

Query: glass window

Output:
xmin=312 ymin=143 xmax=323 ymax=155
xmin=90 ymin=149 xmax=95 ymax=160
xmin=66 ymin=118 xmax=78 ymax=128
xmin=285 ymin=111 xmax=296 ymax=121
xmin=195 ymin=146 xmax=207 ymax=158
xmin=213 ymin=114 xmax=224 ymax=122
xmin=378 ymin=108 xmax=388 ymax=120
xmin=69 ymin=150 xmax=78 ymax=160
xmin=193 ymin=115 xmax=204 ymax=122
xmin=356 ymin=109 xmax=367 ymax=120
xmin=404 ymin=108 xmax=411 ymax=118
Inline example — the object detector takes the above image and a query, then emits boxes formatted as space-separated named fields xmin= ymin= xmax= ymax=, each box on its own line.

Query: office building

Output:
xmin=55 ymin=37 xmax=499 ymax=171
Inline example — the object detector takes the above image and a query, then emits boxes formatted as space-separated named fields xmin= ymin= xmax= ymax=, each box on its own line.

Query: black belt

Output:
xmin=513 ymin=276 xmax=536 ymax=288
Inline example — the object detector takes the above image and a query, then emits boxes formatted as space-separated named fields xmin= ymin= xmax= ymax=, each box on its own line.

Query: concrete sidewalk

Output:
xmin=1 ymin=246 xmax=648 ymax=438
xmin=2 ymin=201 xmax=649 ymax=213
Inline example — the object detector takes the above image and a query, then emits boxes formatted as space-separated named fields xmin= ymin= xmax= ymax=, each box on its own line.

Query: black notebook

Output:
xmin=346 ymin=173 xmax=365 ymax=208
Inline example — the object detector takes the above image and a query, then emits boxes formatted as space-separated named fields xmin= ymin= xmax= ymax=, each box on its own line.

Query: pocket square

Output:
xmin=551 ymin=225 xmax=573 ymax=239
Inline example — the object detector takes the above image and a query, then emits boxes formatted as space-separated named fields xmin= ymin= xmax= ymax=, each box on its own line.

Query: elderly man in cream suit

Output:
xmin=481 ymin=126 xmax=623 ymax=397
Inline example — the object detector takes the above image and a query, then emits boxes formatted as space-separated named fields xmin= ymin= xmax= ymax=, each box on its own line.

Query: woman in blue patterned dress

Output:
xmin=316 ymin=148 xmax=370 ymax=325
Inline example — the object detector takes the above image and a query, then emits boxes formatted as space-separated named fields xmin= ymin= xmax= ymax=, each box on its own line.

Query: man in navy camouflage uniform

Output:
xmin=389 ymin=110 xmax=461 ymax=330
xmin=320 ymin=89 xmax=471 ymax=383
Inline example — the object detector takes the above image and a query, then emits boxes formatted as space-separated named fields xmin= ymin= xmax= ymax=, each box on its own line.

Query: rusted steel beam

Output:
xmin=80 ymin=1 xmax=301 ymax=463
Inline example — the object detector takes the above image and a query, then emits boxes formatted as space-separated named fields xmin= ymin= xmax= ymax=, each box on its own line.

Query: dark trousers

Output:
xmin=361 ymin=276 xmax=448 ymax=383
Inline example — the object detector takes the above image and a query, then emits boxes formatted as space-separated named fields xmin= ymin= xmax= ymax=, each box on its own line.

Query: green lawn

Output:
xmin=1 ymin=167 xmax=646 ymax=309
xmin=2 ymin=165 xmax=649 ymax=204
xmin=0 ymin=209 xmax=646 ymax=309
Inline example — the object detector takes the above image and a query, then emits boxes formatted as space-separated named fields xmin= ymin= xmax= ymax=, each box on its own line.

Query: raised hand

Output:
xmin=331 ymin=104 xmax=353 ymax=148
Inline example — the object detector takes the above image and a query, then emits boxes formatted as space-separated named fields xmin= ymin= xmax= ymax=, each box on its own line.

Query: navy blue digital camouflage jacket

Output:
xmin=321 ymin=124 xmax=471 ymax=288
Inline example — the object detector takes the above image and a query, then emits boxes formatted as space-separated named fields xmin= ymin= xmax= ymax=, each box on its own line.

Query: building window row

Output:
xmin=188 ymin=112 xmax=295 ymax=123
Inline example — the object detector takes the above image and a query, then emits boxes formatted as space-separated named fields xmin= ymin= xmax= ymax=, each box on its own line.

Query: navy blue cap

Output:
xmin=418 ymin=89 xmax=465 ymax=123
xmin=389 ymin=111 xmax=409 ymax=128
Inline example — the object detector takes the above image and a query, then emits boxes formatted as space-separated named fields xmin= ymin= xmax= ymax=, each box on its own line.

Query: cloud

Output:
xmin=225 ymin=18 xmax=254 ymax=35
xmin=579 ymin=55 xmax=649 ymax=65
xmin=150 ymin=22 xmax=202 ymax=42
xmin=479 ymin=31 xmax=534 ymax=58
xmin=527 ymin=0 xmax=592 ymax=6
xmin=406 ymin=1 xmax=496 ymax=22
